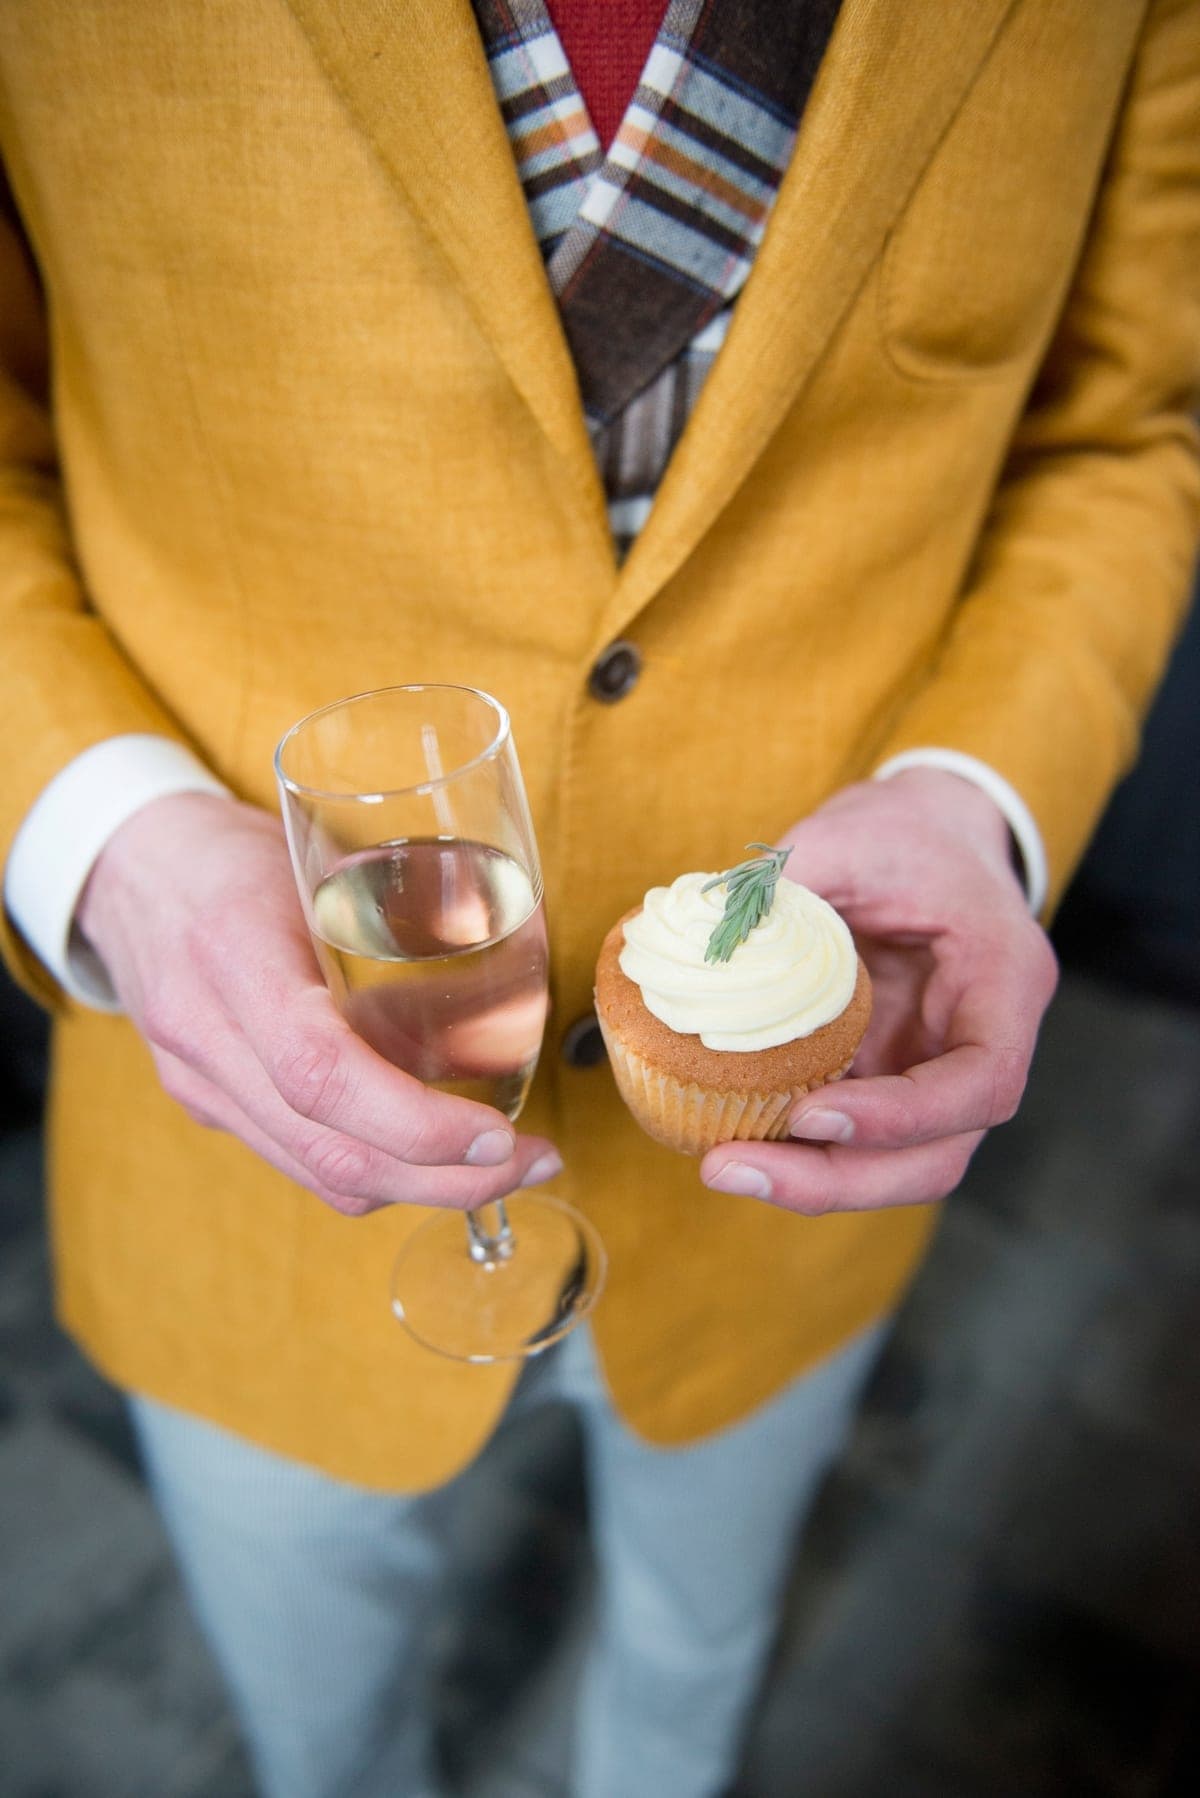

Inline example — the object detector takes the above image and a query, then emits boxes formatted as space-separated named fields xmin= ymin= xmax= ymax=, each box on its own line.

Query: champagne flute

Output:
xmin=275 ymin=685 xmax=605 ymax=1362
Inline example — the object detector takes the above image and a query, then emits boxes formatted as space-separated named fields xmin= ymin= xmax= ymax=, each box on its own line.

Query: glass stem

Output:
xmin=465 ymin=1200 xmax=516 ymax=1266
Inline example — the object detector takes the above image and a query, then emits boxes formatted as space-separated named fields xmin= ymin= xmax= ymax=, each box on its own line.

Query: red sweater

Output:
xmin=545 ymin=0 xmax=670 ymax=151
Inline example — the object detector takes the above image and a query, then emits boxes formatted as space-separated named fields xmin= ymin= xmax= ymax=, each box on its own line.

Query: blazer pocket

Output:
xmin=877 ymin=6 xmax=1135 ymax=385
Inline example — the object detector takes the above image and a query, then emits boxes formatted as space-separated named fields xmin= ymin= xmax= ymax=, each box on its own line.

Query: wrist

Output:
xmin=4 ymin=735 xmax=233 ymax=1008
xmin=76 ymin=790 xmax=241 ymax=953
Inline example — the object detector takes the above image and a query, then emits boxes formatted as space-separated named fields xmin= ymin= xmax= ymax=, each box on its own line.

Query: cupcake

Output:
xmin=594 ymin=845 xmax=872 ymax=1155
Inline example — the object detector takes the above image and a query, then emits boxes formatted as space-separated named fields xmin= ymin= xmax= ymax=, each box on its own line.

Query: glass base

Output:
xmin=390 ymin=1193 xmax=607 ymax=1364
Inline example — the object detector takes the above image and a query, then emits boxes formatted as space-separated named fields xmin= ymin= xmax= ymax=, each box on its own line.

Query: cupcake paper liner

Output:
xmin=597 ymin=1018 xmax=851 ymax=1157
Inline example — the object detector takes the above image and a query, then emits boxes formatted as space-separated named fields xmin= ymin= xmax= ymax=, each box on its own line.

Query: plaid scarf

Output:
xmin=473 ymin=0 xmax=843 ymax=555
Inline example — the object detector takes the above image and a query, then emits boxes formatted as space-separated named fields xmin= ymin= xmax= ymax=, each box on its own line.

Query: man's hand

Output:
xmin=75 ymin=792 xmax=562 ymax=1217
xmin=700 ymin=769 xmax=1058 ymax=1213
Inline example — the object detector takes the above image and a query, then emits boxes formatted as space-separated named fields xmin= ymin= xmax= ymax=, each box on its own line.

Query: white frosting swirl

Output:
xmin=618 ymin=870 xmax=857 ymax=1052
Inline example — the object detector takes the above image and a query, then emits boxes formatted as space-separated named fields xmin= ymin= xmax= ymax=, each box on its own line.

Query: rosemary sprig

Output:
xmin=702 ymin=843 xmax=793 ymax=964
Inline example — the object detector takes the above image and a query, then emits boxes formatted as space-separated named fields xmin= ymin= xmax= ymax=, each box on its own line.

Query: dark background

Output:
xmin=1 ymin=592 xmax=1197 ymax=1796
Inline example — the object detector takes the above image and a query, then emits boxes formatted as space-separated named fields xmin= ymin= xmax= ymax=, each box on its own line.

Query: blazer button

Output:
xmin=561 ymin=1014 xmax=607 ymax=1068
xmin=588 ymin=640 xmax=642 ymax=703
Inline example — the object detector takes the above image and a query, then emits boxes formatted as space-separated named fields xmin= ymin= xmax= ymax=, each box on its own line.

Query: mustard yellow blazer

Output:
xmin=1 ymin=0 xmax=1197 ymax=1489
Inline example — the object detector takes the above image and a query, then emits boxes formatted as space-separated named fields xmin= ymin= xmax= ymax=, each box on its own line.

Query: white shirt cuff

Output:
xmin=4 ymin=735 xmax=232 ymax=1010
xmin=871 ymin=748 xmax=1049 ymax=914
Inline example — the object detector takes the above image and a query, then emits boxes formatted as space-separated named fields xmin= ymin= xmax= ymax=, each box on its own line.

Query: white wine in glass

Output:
xmin=276 ymin=685 xmax=605 ymax=1363
xmin=311 ymin=836 xmax=549 ymax=1119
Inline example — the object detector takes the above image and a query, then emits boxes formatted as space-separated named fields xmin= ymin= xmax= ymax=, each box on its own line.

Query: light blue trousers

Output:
xmin=131 ymin=1321 xmax=885 ymax=1798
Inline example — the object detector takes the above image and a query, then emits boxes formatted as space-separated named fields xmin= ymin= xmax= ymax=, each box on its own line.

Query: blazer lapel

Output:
xmin=283 ymin=0 xmax=612 ymax=554
xmin=596 ymin=0 xmax=1021 ymax=648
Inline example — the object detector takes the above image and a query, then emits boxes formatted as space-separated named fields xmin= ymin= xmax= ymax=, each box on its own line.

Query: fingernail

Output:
xmin=465 ymin=1128 xmax=515 ymax=1167
xmin=520 ymin=1151 xmax=564 ymax=1188
xmin=790 ymin=1108 xmax=854 ymax=1144
xmin=705 ymin=1162 xmax=771 ymax=1199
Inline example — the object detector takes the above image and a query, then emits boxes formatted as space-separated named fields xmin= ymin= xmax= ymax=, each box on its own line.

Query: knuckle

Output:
xmin=316 ymin=1189 xmax=378 ymax=1220
xmin=388 ymin=1102 xmax=455 ymax=1168
xmin=141 ymin=995 xmax=190 ymax=1060
xmin=417 ymin=1166 xmax=487 ymax=1212
xmin=436 ymin=1150 xmax=532 ymax=1208
xmin=1020 ymin=921 xmax=1059 ymax=1006
xmin=302 ymin=1133 xmax=375 ymax=1199
xmin=154 ymin=1053 xmax=190 ymax=1103
xmin=157 ymin=1056 xmax=197 ymax=1108
xmin=793 ymin=1178 xmax=840 ymax=1218
xmin=933 ymin=1138 xmax=978 ymax=1200
xmin=456 ymin=1167 xmax=519 ymax=1210
xmin=1035 ymin=933 xmax=1060 ymax=1004
xmin=389 ymin=1110 xmax=433 ymax=1165
xmin=154 ymin=1056 xmax=221 ymax=1131
xmin=879 ymin=1089 xmax=917 ymax=1142
xmin=273 ymin=1033 xmax=350 ymax=1122
xmin=989 ymin=1048 xmax=1029 ymax=1124
xmin=182 ymin=1098 xmax=221 ymax=1131
xmin=185 ymin=909 xmax=231 ymax=978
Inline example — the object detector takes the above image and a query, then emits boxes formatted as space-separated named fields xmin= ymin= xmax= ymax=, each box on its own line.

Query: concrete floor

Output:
xmin=1 ymin=968 xmax=1198 ymax=1797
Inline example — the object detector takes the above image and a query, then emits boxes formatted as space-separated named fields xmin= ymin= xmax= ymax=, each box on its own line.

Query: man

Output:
xmin=1 ymin=2 xmax=1197 ymax=1794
